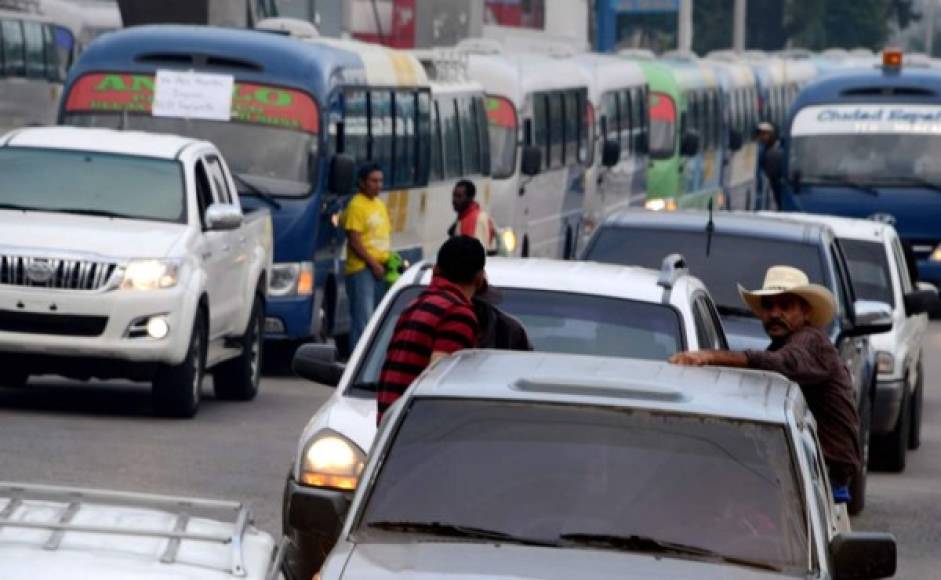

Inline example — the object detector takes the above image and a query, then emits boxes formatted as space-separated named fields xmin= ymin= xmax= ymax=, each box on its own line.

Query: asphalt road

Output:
xmin=1 ymin=330 xmax=940 ymax=578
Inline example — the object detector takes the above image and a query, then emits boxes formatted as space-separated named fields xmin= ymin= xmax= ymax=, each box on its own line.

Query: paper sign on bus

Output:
xmin=153 ymin=70 xmax=234 ymax=122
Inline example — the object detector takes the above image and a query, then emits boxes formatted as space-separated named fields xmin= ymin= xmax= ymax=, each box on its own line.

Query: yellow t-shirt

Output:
xmin=343 ymin=193 xmax=391 ymax=275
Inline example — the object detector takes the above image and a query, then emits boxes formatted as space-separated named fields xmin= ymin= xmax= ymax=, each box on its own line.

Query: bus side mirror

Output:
xmin=521 ymin=145 xmax=542 ymax=177
xmin=634 ymin=133 xmax=648 ymax=155
xmin=328 ymin=154 xmax=355 ymax=195
xmin=729 ymin=129 xmax=744 ymax=151
xmin=601 ymin=139 xmax=621 ymax=168
xmin=680 ymin=131 xmax=700 ymax=156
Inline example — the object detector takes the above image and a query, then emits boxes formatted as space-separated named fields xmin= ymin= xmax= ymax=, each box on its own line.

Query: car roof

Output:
xmin=0 ymin=127 xmax=202 ymax=159
xmin=411 ymin=257 xmax=696 ymax=305
xmin=411 ymin=350 xmax=800 ymax=424
xmin=600 ymin=209 xmax=831 ymax=244
xmin=756 ymin=211 xmax=893 ymax=244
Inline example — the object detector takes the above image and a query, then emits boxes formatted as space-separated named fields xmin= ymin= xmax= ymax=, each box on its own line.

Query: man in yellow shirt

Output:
xmin=344 ymin=163 xmax=392 ymax=348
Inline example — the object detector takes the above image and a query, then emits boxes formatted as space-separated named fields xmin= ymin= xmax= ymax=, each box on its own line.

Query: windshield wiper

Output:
xmin=53 ymin=207 xmax=132 ymax=219
xmin=716 ymin=305 xmax=756 ymax=318
xmin=558 ymin=533 xmax=782 ymax=573
xmin=233 ymin=173 xmax=282 ymax=210
xmin=806 ymin=175 xmax=880 ymax=196
xmin=886 ymin=176 xmax=941 ymax=194
xmin=366 ymin=521 xmax=557 ymax=547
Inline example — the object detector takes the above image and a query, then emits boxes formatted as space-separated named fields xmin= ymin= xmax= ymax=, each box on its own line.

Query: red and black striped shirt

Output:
xmin=376 ymin=276 xmax=477 ymax=422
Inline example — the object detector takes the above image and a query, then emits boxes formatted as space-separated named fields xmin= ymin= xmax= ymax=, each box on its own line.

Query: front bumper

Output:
xmin=872 ymin=377 xmax=907 ymax=435
xmin=281 ymin=475 xmax=351 ymax=579
xmin=0 ymin=283 xmax=195 ymax=365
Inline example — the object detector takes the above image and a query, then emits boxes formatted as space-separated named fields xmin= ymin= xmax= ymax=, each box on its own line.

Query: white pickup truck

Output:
xmin=0 ymin=127 xmax=273 ymax=417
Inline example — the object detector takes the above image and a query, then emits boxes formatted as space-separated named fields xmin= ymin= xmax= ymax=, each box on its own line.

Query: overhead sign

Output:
xmin=792 ymin=104 xmax=941 ymax=136
xmin=153 ymin=70 xmax=234 ymax=121
xmin=614 ymin=0 xmax=680 ymax=13
xmin=64 ymin=72 xmax=319 ymax=133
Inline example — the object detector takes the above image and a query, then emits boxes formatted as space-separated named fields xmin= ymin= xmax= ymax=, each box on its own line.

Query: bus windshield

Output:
xmin=649 ymin=91 xmax=676 ymax=159
xmin=485 ymin=95 xmax=517 ymax=179
xmin=61 ymin=73 xmax=319 ymax=196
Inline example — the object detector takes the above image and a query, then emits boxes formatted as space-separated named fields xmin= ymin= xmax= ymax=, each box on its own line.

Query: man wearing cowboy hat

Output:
xmin=671 ymin=265 xmax=862 ymax=501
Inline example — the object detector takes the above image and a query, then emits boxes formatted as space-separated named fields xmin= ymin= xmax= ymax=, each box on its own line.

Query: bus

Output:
xmin=0 ymin=5 xmax=73 ymax=133
xmin=461 ymin=39 xmax=593 ymax=259
xmin=572 ymin=52 xmax=648 ymax=240
xmin=59 ymin=26 xmax=433 ymax=345
xmin=624 ymin=54 xmax=723 ymax=211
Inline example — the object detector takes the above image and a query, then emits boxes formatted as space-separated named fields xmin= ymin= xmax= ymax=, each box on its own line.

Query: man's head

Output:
xmin=452 ymin=180 xmax=477 ymax=214
xmin=738 ymin=265 xmax=836 ymax=340
xmin=434 ymin=235 xmax=486 ymax=298
xmin=756 ymin=122 xmax=776 ymax=146
xmin=358 ymin=163 xmax=383 ymax=198
xmin=757 ymin=293 xmax=813 ymax=339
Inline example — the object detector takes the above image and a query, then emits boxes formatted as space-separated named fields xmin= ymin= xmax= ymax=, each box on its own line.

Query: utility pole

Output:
xmin=678 ymin=0 xmax=693 ymax=51
xmin=926 ymin=0 xmax=937 ymax=56
xmin=733 ymin=0 xmax=747 ymax=52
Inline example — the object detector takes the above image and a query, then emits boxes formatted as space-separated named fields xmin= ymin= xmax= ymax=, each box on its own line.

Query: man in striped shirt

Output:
xmin=376 ymin=236 xmax=486 ymax=423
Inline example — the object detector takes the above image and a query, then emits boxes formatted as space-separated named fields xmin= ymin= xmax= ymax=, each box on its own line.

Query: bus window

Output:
xmin=602 ymin=91 xmax=619 ymax=149
xmin=547 ymin=92 xmax=564 ymax=168
xmin=579 ymin=91 xmax=592 ymax=164
xmin=342 ymin=90 xmax=369 ymax=170
xmin=51 ymin=25 xmax=73 ymax=76
xmin=474 ymin=96 xmax=491 ymax=176
xmin=22 ymin=21 xmax=44 ymax=79
xmin=459 ymin=96 xmax=481 ymax=175
xmin=430 ymin=100 xmax=443 ymax=181
xmin=441 ymin=97 xmax=462 ymax=178
xmin=638 ymin=88 xmax=649 ymax=152
xmin=485 ymin=95 xmax=516 ymax=179
xmin=533 ymin=93 xmax=548 ymax=159
xmin=563 ymin=90 xmax=579 ymax=164
xmin=620 ymin=90 xmax=633 ymax=155
xmin=710 ymin=91 xmax=720 ymax=149
xmin=393 ymin=92 xmax=417 ymax=188
xmin=2 ymin=20 xmax=25 ymax=77
xmin=41 ymin=25 xmax=59 ymax=81
xmin=631 ymin=88 xmax=643 ymax=152
xmin=370 ymin=90 xmax=393 ymax=181
xmin=649 ymin=92 xmax=676 ymax=160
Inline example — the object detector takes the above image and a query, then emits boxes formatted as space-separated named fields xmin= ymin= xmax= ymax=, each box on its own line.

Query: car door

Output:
xmin=203 ymin=154 xmax=244 ymax=334
xmin=194 ymin=158 xmax=234 ymax=339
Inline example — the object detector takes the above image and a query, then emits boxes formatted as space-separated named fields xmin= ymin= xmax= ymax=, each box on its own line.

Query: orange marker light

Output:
xmin=883 ymin=48 xmax=903 ymax=69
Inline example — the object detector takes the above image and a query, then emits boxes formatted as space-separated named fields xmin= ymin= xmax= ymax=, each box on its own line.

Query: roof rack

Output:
xmin=657 ymin=253 xmax=688 ymax=290
xmin=0 ymin=482 xmax=254 ymax=577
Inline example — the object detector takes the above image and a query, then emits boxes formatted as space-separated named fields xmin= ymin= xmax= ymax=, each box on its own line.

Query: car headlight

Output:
xmin=876 ymin=351 xmax=895 ymax=375
xmin=645 ymin=197 xmax=678 ymax=212
xmin=930 ymin=245 xmax=941 ymax=262
xmin=500 ymin=228 xmax=517 ymax=255
xmin=301 ymin=431 xmax=366 ymax=491
xmin=120 ymin=260 xmax=179 ymax=291
xmin=269 ymin=262 xmax=314 ymax=297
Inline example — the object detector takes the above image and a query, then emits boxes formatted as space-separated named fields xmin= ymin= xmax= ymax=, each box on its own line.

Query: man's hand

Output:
xmin=369 ymin=261 xmax=385 ymax=280
xmin=669 ymin=351 xmax=716 ymax=366
xmin=669 ymin=350 xmax=749 ymax=368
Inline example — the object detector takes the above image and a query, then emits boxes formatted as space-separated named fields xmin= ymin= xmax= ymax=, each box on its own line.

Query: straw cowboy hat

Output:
xmin=738 ymin=266 xmax=837 ymax=328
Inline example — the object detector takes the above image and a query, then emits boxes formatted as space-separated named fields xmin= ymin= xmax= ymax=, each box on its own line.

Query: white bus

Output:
xmin=461 ymin=39 xmax=593 ymax=259
xmin=572 ymin=52 xmax=648 ymax=243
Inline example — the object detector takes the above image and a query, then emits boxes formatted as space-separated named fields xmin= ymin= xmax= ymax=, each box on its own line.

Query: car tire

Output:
xmin=871 ymin=383 xmax=910 ymax=473
xmin=909 ymin=363 xmax=924 ymax=450
xmin=214 ymin=294 xmax=264 ymax=401
xmin=152 ymin=310 xmax=206 ymax=418
xmin=0 ymin=365 xmax=29 ymax=388
xmin=848 ymin=389 xmax=872 ymax=515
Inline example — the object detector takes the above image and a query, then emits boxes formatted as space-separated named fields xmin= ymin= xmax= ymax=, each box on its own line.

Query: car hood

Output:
xmin=337 ymin=541 xmax=786 ymax=580
xmin=721 ymin=316 xmax=771 ymax=352
xmin=0 ymin=210 xmax=187 ymax=259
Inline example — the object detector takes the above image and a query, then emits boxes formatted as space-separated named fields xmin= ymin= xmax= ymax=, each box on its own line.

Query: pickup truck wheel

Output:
xmin=848 ymin=391 xmax=872 ymax=515
xmin=909 ymin=364 xmax=924 ymax=450
xmin=213 ymin=294 xmax=263 ymax=401
xmin=871 ymin=384 xmax=910 ymax=473
xmin=152 ymin=311 xmax=205 ymax=418
xmin=0 ymin=366 xmax=28 ymax=388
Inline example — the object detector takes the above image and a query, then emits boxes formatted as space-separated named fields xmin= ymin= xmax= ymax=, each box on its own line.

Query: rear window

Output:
xmin=839 ymin=239 xmax=894 ymax=307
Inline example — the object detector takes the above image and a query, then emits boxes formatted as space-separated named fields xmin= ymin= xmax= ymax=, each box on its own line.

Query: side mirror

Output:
xmin=729 ymin=129 xmax=744 ymax=151
xmin=286 ymin=484 xmax=351 ymax=537
xmin=328 ymin=154 xmax=355 ymax=195
xmin=204 ymin=204 xmax=243 ymax=231
xmin=292 ymin=343 xmax=345 ymax=387
xmin=830 ymin=532 xmax=897 ymax=580
xmin=845 ymin=300 xmax=893 ymax=338
xmin=904 ymin=288 xmax=939 ymax=316
xmin=764 ymin=147 xmax=784 ymax=181
xmin=680 ymin=130 xmax=700 ymax=156
xmin=601 ymin=139 xmax=621 ymax=168
xmin=916 ymin=280 xmax=938 ymax=294
xmin=520 ymin=145 xmax=542 ymax=177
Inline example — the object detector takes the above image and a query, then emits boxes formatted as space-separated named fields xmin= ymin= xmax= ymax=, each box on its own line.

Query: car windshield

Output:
xmin=649 ymin=92 xmax=677 ymax=159
xmin=0 ymin=147 xmax=185 ymax=223
xmin=840 ymin=239 xmax=895 ymax=307
xmin=585 ymin=228 xmax=827 ymax=310
xmin=358 ymin=399 xmax=808 ymax=574
xmin=348 ymin=286 xmax=683 ymax=395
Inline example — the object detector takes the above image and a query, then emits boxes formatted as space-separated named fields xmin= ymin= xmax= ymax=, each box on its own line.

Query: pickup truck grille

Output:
xmin=0 ymin=256 xmax=117 ymax=291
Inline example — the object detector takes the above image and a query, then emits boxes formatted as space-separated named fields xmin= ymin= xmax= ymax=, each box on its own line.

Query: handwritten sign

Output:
xmin=153 ymin=70 xmax=234 ymax=121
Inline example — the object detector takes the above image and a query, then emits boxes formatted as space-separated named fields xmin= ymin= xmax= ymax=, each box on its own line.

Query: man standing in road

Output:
xmin=757 ymin=122 xmax=783 ymax=209
xmin=376 ymin=236 xmax=486 ymax=423
xmin=670 ymin=266 xmax=862 ymax=503
xmin=344 ymin=163 xmax=392 ymax=349
xmin=448 ymin=180 xmax=497 ymax=255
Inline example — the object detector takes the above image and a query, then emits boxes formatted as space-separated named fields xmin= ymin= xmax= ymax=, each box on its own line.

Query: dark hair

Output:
xmin=436 ymin=236 xmax=485 ymax=284
xmin=357 ymin=162 xmax=383 ymax=184
xmin=454 ymin=179 xmax=477 ymax=199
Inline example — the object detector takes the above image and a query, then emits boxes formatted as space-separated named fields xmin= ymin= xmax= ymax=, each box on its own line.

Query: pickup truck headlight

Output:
xmin=500 ymin=228 xmax=517 ymax=255
xmin=121 ymin=260 xmax=179 ymax=291
xmin=876 ymin=351 xmax=896 ymax=375
xmin=269 ymin=262 xmax=314 ymax=297
xmin=645 ymin=197 xmax=678 ymax=212
xmin=301 ymin=431 xmax=366 ymax=491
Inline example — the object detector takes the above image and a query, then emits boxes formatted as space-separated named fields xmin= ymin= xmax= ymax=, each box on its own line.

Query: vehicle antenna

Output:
xmin=705 ymin=198 xmax=715 ymax=257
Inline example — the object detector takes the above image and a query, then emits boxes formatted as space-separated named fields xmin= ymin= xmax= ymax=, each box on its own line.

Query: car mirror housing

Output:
xmin=204 ymin=204 xmax=243 ymax=231
xmin=845 ymin=300 xmax=893 ymax=338
xmin=601 ymin=139 xmax=621 ymax=168
xmin=904 ymin=288 xmax=939 ymax=317
xmin=830 ymin=532 xmax=897 ymax=580
xmin=293 ymin=343 xmax=345 ymax=387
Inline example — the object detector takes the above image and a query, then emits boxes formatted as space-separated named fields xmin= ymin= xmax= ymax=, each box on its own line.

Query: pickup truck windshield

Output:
xmin=0 ymin=148 xmax=185 ymax=223
xmin=585 ymin=228 xmax=827 ymax=310
xmin=358 ymin=399 xmax=808 ymax=574
xmin=350 ymin=286 xmax=683 ymax=394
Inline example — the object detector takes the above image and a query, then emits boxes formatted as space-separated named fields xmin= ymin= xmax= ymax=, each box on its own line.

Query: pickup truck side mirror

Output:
xmin=844 ymin=300 xmax=893 ymax=338
xmin=680 ymin=130 xmax=700 ymax=156
xmin=830 ymin=532 xmax=897 ymax=579
xmin=328 ymin=154 xmax=355 ymax=195
xmin=904 ymin=288 xmax=939 ymax=317
xmin=729 ymin=129 xmax=744 ymax=151
xmin=520 ymin=145 xmax=542 ymax=177
xmin=601 ymin=139 xmax=621 ymax=168
xmin=205 ymin=204 xmax=243 ymax=231
xmin=293 ymin=343 xmax=345 ymax=387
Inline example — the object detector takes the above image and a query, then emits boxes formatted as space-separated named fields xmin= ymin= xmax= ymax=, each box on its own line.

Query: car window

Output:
xmin=692 ymin=294 xmax=723 ymax=350
xmin=891 ymin=238 xmax=913 ymax=295
xmin=204 ymin=155 xmax=232 ymax=204
xmin=838 ymin=238 xmax=894 ymax=307
xmin=829 ymin=242 xmax=855 ymax=322
xmin=193 ymin=160 xmax=214 ymax=227
xmin=358 ymin=399 xmax=809 ymax=574
xmin=347 ymin=285 xmax=685 ymax=397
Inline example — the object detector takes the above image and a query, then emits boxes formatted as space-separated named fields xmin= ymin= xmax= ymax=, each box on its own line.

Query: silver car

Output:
xmin=311 ymin=351 xmax=897 ymax=580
